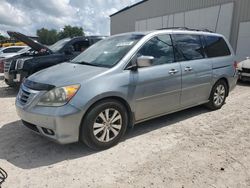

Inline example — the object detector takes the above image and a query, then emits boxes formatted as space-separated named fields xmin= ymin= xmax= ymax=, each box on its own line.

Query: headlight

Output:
xmin=15 ymin=57 xmax=33 ymax=70
xmin=15 ymin=59 xmax=25 ymax=70
xmin=37 ymin=84 xmax=80 ymax=107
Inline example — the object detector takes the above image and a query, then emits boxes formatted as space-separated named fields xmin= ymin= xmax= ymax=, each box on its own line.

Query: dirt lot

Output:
xmin=0 ymin=80 xmax=250 ymax=188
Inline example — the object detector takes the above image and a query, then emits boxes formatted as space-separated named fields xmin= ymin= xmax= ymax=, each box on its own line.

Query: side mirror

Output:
xmin=137 ymin=56 xmax=154 ymax=68
xmin=64 ymin=45 xmax=74 ymax=55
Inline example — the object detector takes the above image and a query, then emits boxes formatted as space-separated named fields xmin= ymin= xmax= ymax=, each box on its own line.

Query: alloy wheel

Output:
xmin=213 ymin=84 xmax=226 ymax=106
xmin=93 ymin=108 xmax=122 ymax=143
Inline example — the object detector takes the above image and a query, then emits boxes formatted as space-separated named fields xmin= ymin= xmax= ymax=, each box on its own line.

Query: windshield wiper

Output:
xmin=71 ymin=61 xmax=110 ymax=68
xmin=72 ymin=61 xmax=97 ymax=66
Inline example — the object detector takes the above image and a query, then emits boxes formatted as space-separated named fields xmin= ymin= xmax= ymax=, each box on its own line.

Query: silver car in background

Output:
xmin=16 ymin=29 xmax=238 ymax=150
xmin=238 ymin=57 xmax=250 ymax=81
xmin=0 ymin=46 xmax=27 ymax=59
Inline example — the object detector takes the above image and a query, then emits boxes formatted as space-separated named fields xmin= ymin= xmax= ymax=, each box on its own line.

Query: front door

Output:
xmin=133 ymin=34 xmax=182 ymax=121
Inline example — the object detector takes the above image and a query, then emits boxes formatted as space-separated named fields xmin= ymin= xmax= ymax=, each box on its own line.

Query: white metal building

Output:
xmin=110 ymin=0 xmax=250 ymax=61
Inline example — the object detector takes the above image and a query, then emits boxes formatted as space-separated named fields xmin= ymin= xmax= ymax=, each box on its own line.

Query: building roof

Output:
xmin=110 ymin=0 xmax=148 ymax=17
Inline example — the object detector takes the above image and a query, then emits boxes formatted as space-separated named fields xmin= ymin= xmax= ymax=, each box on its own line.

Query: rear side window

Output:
xmin=204 ymin=36 xmax=231 ymax=58
xmin=173 ymin=34 xmax=205 ymax=61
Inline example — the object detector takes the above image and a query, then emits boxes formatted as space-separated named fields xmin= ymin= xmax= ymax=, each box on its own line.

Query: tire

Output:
xmin=206 ymin=80 xmax=228 ymax=110
xmin=4 ymin=79 xmax=17 ymax=87
xmin=80 ymin=99 xmax=128 ymax=150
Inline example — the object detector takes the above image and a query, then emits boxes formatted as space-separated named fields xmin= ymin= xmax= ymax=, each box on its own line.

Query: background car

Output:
xmin=1 ymin=47 xmax=32 ymax=81
xmin=238 ymin=57 xmax=250 ymax=82
xmin=0 ymin=59 xmax=4 ymax=73
xmin=0 ymin=46 xmax=27 ymax=59
xmin=4 ymin=31 xmax=106 ymax=86
xmin=0 ymin=46 xmax=29 ymax=73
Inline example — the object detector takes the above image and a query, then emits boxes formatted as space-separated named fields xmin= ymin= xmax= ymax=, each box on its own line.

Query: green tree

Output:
xmin=36 ymin=28 xmax=58 ymax=45
xmin=58 ymin=25 xmax=84 ymax=39
xmin=36 ymin=25 xmax=85 ymax=45
xmin=0 ymin=34 xmax=6 ymax=41
xmin=0 ymin=34 xmax=8 ymax=47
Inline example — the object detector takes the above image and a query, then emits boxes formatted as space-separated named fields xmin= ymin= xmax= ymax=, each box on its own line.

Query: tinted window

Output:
xmin=204 ymin=36 xmax=231 ymax=58
xmin=136 ymin=34 xmax=174 ymax=66
xmin=173 ymin=34 xmax=205 ymax=61
xmin=90 ymin=37 xmax=105 ymax=44
xmin=3 ymin=47 xmax=23 ymax=53
xmin=72 ymin=40 xmax=90 ymax=52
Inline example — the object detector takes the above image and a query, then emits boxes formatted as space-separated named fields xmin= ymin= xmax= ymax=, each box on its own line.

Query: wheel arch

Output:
xmin=79 ymin=95 xmax=134 ymax=140
xmin=214 ymin=77 xmax=230 ymax=97
xmin=210 ymin=76 xmax=230 ymax=97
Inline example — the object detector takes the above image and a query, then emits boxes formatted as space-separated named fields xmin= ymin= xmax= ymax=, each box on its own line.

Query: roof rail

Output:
xmin=158 ymin=27 xmax=214 ymax=33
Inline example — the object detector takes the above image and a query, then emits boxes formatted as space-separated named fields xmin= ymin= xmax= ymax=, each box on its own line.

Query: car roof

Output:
xmin=70 ymin=36 xmax=107 ymax=41
xmin=114 ymin=28 xmax=224 ymax=38
xmin=2 ymin=46 xmax=26 ymax=49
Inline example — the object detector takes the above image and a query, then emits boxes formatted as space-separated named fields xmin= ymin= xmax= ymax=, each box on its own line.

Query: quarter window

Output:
xmin=136 ymin=34 xmax=174 ymax=66
xmin=204 ymin=36 xmax=231 ymax=58
xmin=173 ymin=34 xmax=205 ymax=61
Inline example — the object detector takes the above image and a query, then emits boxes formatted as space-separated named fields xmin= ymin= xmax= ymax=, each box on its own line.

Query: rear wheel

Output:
xmin=80 ymin=99 xmax=128 ymax=150
xmin=206 ymin=80 xmax=228 ymax=110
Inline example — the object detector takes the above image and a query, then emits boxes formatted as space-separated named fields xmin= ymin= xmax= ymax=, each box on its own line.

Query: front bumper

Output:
xmin=4 ymin=71 xmax=15 ymax=85
xmin=15 ymin=86 xmax=84 ymax=144
xmin=4 ymin=70 xmax=27 ymax=84
xmin=238 ymin=71 xmax=250 ymax=82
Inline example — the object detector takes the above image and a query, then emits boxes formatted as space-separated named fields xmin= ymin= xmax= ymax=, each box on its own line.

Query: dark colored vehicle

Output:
xmin=4 ymin=31 xmax=105 ymax=86
xmin=0 ymin=59 xmax=4 ymax=73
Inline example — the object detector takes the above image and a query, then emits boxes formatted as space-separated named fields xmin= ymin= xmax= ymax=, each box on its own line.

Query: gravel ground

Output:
xmin=0 ymin=80 xmax=250 ymax=188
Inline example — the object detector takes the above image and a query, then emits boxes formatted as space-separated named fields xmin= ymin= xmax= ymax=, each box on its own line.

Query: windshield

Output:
xmin=71 ymin=34 xmax=144 ymax=68
xmin=49 ymin=38 xmax=71 ymax=52
xmin=18 ymin=47 xmax=31 ymax=54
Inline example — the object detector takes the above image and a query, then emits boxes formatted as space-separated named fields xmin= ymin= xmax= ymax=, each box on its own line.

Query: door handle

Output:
xmin=184 ymin=67 xmax=193 ymax=72
xmin=169 ymin=69 xmax=179 ymax=75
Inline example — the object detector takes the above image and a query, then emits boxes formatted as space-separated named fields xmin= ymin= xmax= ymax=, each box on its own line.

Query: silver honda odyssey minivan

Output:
xmin=16 ymin=29 xmax=238 ymax=149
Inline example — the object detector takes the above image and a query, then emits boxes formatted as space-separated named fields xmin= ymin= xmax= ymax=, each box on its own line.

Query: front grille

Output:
xmin=4 ymin=60 xmax=12 ymax=72
xmin=18 ymin=87 xmax=31 ymax=105
xmin=22 ymin=120 xmax=40 ymax=133
xmin=242 ymin=68 xmax=250 ymax=73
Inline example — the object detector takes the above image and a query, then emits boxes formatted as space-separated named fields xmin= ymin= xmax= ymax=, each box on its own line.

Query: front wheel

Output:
xmin=4 ymin=79 xmax=17 ymax=87
xmin=206 ymin=80 xmax=228 ymax=110
xmin=80 ymin=99 xmax=128 ymax=150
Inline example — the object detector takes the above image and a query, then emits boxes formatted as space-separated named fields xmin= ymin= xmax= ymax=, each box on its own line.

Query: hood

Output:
xmin=239 ymin=58 xmax=250 ymax=69
xmin=7 ymin=31 xmax=52 ymax=53
xmin=28 ymin=62 xmax=109 ymax=86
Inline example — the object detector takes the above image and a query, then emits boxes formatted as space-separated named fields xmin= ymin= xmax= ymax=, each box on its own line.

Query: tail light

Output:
xmin=234 ymin=61 xmax=239 ymax=69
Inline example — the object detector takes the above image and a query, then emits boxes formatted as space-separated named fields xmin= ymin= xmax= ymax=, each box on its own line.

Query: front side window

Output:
xmin=136 ymin=34 xmax=174 ymax=66
xmin=204 ymin=36 xmax=231 ymax=58
xmin=72 ymin=40 xmax=90 ymax=52
xmin=71 ymin=34 xmax=144 ymax=68
xmin=173 ymin=34 xmax=205 ymax=61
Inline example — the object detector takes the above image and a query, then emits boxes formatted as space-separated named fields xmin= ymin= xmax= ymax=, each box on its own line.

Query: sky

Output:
xmin=0 ymin=0 xmax=141 ymax=37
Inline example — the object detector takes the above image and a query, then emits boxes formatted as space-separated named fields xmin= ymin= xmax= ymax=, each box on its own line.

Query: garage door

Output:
xmin=236 ymin=22 xmax=250 ymax=61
